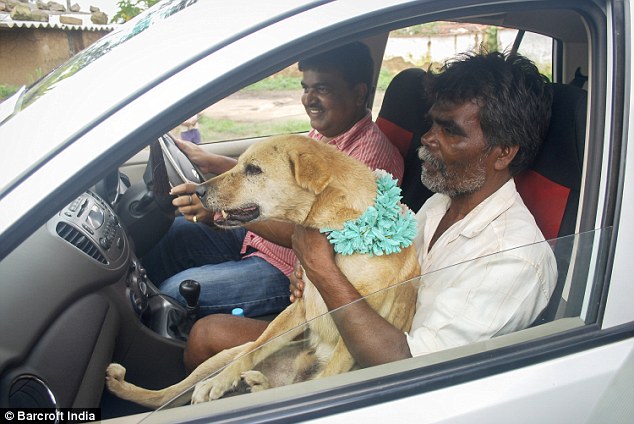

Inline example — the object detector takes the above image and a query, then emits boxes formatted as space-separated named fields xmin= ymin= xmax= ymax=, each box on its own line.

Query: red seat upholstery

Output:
xmin=518 ymin=83 xmax=587 ymax=325
xmin=515 ymin=83 xmax=587 ymax=240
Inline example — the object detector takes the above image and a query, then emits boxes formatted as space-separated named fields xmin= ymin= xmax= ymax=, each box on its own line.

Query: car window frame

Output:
xmin=1 ymin=0 xmax=629 ymax=420
xmin=136 ymin=1 xmax=623 ymax=420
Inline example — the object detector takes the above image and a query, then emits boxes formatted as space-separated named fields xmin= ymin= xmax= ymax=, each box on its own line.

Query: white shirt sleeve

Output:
xmin=406 ymin=245 xmax=556 ymax=357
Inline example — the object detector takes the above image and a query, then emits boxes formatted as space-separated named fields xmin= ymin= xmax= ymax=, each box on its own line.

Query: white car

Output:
xmin=1 ymin=0 xmax=632 ymax=422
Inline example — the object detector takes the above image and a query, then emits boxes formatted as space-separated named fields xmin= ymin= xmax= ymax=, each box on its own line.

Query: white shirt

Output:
xmin=406 ymin=179 xmax=558 ymax=356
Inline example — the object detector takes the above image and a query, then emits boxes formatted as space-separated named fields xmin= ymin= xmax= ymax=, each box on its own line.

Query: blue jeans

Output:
xmin=142 ymin=216 xmax=290 ymax=317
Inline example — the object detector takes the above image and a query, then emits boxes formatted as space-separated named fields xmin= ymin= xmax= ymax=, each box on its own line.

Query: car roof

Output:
xmin=0 ymin=0 xmax=344 ymax=257
xmin=0 ymin=0 xmax=322 ymax=197
xmin=0 ymin=0 xmax=589 ymax=259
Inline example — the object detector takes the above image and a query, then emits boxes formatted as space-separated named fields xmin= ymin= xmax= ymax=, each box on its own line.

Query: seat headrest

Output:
xmin=515 ymin=83 xmax=587 ymax=240
xmin=376 ymin=68 xmax=433 ymax=158
xmin=378 ymin=68 xmax=432 ymax=133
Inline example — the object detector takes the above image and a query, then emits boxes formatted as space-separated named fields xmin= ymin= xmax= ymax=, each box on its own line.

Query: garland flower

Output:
xmin=320 ymin=171 xmax=417 ymax=256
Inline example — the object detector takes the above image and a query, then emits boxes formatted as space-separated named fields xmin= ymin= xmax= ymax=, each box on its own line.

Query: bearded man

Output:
xmin=288 ymin=50 xmax=558 ymax=365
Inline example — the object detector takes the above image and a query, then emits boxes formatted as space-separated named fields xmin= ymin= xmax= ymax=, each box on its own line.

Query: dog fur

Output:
xmin=105 ymin=134 xmax=419 ymax=407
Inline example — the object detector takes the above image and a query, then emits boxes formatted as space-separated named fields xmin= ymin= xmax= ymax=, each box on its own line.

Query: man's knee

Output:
xmin=184 ymin=314 xmax=268 ymax=372
xmin=184 ymin=315 xmax=223 ymax=371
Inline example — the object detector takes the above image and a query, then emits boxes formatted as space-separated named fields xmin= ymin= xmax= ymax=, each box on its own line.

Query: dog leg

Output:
xmin=241 ymin=370 xmax=271 ymax=392
xmin=105 ymin=343 xmax=251 ymax=409
xmin=313 ymin=338 xmax=355 ymax=379
xmin=191 ymin=303 xmax=308 ymax=403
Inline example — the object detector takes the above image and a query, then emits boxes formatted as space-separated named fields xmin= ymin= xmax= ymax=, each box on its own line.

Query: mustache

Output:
xmin=418 ymin=146 xmax=444 ymax=171
xmin=305 ymin=100 xmax=322 ymax=108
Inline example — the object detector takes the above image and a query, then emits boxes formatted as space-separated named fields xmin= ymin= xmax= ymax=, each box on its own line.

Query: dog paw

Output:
xmin=241 ymin=370 xmax=270 ymax=392
xmin=105 ymin=363 xmax=127 ymax=393
xmin=191 ymin=376 xmax=238 ymax=403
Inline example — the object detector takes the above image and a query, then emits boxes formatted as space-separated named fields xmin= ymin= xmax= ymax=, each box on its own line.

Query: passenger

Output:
xmin=141 ymin=42 xmax=403 ymax=325
xmin=184 ymin=50 xmax=557 ymax=371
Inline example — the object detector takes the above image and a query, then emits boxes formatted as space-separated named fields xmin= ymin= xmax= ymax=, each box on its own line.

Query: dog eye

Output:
xmin=245 ymin=163 xmax=262 ymax=176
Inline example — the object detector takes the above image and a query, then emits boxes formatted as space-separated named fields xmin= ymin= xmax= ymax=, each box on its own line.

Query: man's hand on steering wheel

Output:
xmin=174 ymin=138 xmax=238 ymax=176
xmin=171 ymin=183 xmax=212 ymax=224
xmin=167 ymin=137 xmax=238 ymax=225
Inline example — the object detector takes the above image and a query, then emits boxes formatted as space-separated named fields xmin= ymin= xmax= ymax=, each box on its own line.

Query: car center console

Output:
xmin=56 ymin=191 xmax=127 ymax=265
xmin=54 ymin=191 xmax=195 ymax=341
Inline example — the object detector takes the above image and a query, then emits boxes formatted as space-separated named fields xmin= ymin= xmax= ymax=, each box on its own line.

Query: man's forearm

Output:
xmin=308 ymin=265 xmax=412 ymax=367
xmin=245 ymin=221 xmax=295 ymax=248
xmin=205 ymin=155 xmax=237 ymax=175
xmin=332 ymin=300 xmax=413 ymax=367
xmin=293 ymin=227 xmax=412 ymax=367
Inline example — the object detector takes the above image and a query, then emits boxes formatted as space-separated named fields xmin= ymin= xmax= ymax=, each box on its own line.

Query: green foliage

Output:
xmin=244 ymin=75 xmax=302 ymax=91
xmin=483 ymin=26 xmax=499 ymax=52
xmin=112 ymin=0 xmax=160 ymax=23
xmin=198 ymin=116 xmax=311 ymax=143
xmin=0 ymin=84 xmax=19 ymax=101
xmin=377 ymin=68 xmax=395 ymax=91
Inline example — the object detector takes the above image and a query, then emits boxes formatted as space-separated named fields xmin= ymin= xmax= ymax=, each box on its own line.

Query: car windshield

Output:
xmin=138 ymin=228 xmax=610 ymax=422
xmin=16 ymin=0 xmax=198 ymax=113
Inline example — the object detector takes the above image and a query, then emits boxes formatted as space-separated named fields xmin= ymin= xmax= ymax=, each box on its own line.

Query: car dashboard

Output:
xmin=0 ymin=189 xmax=187 ymax=412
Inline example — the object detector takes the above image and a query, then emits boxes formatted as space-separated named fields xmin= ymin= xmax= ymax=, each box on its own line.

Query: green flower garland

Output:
xmin=320 ymin=171 xmax=417 ymax=256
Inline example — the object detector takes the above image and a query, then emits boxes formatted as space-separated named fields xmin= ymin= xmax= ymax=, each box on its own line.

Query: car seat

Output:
xmin=515 ymin=83 xmax=588 ymax=325
xmin=376 ymin=68 xmax=434 ymax=212
xmin=377 ymin=70 xmax=588 ymax=325
xmin=515 ymin=83 xmax=587 ymax=241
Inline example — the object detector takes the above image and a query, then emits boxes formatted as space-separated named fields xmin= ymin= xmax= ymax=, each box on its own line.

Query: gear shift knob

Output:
xmin=179 ymin=279 xmax=200 ymax=309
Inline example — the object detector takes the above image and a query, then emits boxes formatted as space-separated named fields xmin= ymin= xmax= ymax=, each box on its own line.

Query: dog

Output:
xmin=105 ymin=134 xmax=420 ymax=407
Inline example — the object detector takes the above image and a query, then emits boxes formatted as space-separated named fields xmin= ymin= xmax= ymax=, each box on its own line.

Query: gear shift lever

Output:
xmin=179 ymin=279 xmax=200 ymax=315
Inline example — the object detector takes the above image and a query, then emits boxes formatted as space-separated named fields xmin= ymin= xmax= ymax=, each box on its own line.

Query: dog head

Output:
xmin=200 ymin=134 xmax=376 ymax=229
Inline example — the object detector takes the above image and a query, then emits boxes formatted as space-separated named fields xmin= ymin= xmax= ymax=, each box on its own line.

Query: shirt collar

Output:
xmin=429 ymin=179 xmax=518 ymax=242
xmin=310 ymin=111 xmax=372 ymax=149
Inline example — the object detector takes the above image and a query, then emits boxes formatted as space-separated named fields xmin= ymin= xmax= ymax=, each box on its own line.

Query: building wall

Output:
xmin=0 ymin=28 xmax=109 ymax=86
xmin=384 ymin=28 xmax=552 ymax=71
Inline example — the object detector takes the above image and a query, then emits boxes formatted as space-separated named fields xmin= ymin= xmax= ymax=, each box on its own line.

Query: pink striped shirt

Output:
xmin=240 ymin=113 xmax=404 ymax=276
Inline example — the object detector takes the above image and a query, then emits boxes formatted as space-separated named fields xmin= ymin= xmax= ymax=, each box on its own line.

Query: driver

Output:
xmin=141 ymin=42 xmax=404 ymax=325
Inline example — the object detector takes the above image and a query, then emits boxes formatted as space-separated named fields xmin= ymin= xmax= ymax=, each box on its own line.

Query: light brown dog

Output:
xmin=106 ymin=134 xmax=419 ymax=407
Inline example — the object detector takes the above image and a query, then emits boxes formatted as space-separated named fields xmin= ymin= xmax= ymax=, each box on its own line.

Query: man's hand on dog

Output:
xmin=290 ymin=225 xmax=339 ymax=302
xmin=289 ymin=262 xmax=305 ymax=302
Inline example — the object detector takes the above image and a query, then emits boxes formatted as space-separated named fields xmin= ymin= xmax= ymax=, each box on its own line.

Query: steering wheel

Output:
xmin=158 ymin=133 xmax=205 ymax=187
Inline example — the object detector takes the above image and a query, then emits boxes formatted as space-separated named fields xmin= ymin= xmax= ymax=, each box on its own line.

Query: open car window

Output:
xmin=190 ymin=64 xmax=311 ymax=144
xmin=141 ymin=227 xmax=611 ymax=421
xmin=371 ymin=23 xmax=554 ymax=114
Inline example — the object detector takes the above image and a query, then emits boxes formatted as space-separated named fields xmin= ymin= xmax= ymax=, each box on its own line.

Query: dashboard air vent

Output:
xmin=56 ymin=222 xmax=107 ymax=264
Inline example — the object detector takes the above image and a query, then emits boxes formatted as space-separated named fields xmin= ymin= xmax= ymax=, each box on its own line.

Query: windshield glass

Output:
xmin=138 ymin=228 xmax=609 ymax=422
xmin=16 ymin=0 xmax=198 ymax=112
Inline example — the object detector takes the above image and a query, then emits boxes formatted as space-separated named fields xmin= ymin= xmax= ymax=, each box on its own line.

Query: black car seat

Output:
xmin=515 ymin=83 xmax=587 ymax=241
xmin=377 ymin=70 xmax=588 ymax=325
xmin=376 ymin=68 xmax=434 ymax=212
xmin=515 ymin=83 xmax=588 ymax=325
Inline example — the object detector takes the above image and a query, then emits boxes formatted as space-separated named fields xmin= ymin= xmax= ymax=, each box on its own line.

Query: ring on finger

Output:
xmin=189 ymin=195 xmax=193 ymax=205
xmin=193 ymin=215 xmax=198 ymax=223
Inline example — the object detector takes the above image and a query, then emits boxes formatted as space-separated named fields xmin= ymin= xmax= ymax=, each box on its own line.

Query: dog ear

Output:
xmin=289 ymin=151 xmax=333 ymax=194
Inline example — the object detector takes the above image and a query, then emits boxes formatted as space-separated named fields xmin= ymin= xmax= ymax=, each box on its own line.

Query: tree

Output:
xmin=111 ymin=0 xmax=160 ymax=23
